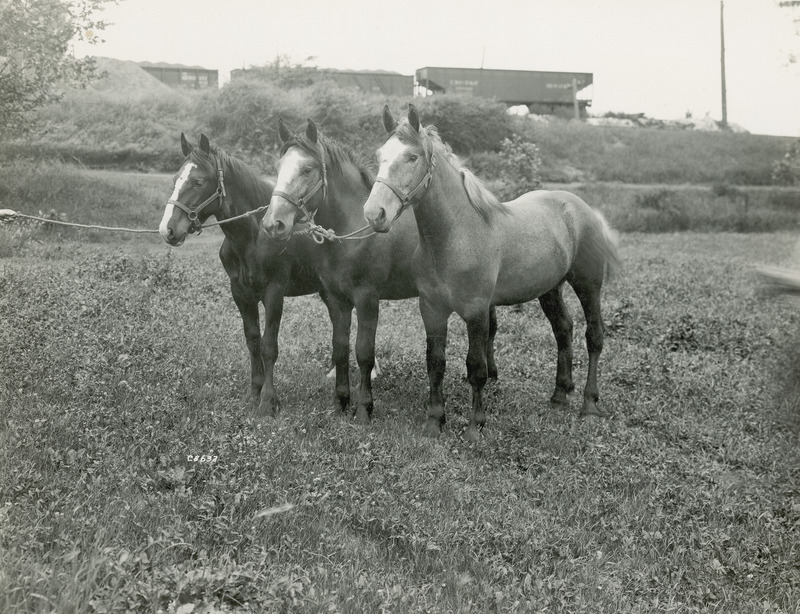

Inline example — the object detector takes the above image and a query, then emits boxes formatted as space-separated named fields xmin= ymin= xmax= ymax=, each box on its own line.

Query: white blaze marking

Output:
xmin=159 ymin=162 xmax=196 ymax=239
xmin=273 ymin=149 xmax=305 ymax=195
xmin=376 ymin=137 xmax=408 ymax=180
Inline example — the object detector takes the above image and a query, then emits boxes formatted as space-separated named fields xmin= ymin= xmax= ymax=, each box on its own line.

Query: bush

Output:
xmin=496 ymin=134 xmax=542 ymax=200
xmin=412 ymin=94 xmax=513 ymax=153
xmin=772 ymin=139 xmax=800 ymax=186
xmin=466 ymin=150 xmax=504 ymax=182
xmin=193 ymin=80 xmax=312 ymax=171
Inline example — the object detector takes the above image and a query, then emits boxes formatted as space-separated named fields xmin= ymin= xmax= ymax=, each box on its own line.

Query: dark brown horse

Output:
xmin=261 ymin=119 xmax=500 ymax=422
xmin=159 ymin=133 xmax=323 ymax=416
xmin=364 ymin=105 xmax=620 ymax=440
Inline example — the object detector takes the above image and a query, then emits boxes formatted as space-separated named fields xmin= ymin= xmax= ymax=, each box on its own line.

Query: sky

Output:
xmin=73 ymin=0 xmax=800 ymax=137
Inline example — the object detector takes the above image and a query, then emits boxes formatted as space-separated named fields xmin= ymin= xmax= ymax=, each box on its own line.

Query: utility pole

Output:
xmin=720 ymin=0 xmax=728 ymax=129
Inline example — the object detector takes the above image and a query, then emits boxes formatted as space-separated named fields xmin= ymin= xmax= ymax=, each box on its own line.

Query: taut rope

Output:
xmin=0 ymin=207 xmax=374 ymax=242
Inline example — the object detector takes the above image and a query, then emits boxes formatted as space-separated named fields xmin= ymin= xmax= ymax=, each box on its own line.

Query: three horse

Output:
xmin=159 ymin=133 xmax=323 ymax=416
xmin=363 ymin=105 xmax=620 ymax=440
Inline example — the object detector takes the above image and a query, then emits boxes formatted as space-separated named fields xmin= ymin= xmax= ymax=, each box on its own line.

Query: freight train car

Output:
xmin=138 ymin=62 xmax=219 ymax=89
xmin=415 ymin=66 xmax=593 ymax=111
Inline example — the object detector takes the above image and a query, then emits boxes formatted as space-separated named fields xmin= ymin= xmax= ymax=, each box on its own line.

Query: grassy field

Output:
xmin=2 ymin=169 xmax=800 ymax=613
xmin=1 ymin=163 xmax=799 ymax=246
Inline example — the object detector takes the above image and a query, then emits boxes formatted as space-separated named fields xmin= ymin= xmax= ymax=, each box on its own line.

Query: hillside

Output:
xmin=0 ymin=57 xmax=796 ymax=184
xmin=87 ymin=57 xmax=174 ymax=94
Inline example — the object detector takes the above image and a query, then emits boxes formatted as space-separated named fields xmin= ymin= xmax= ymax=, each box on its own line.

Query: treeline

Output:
xmin=2 ymin=74 xmax=797 ymax=185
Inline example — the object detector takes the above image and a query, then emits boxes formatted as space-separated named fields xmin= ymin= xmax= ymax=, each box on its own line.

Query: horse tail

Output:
xmin=592 ymin=209 xmax=621 ymax=282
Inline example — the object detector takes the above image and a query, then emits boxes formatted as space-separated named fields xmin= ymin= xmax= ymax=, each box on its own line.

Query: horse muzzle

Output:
xmin=261 ymin=212 xmax=293 ymax=241
xmin=363 ymin=198 xmax=393 ymax=233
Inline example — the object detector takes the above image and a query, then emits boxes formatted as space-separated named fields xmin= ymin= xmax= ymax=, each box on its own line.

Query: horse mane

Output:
xmin=393 ymin=121 xmax=507 ymax=224
xmin=280 ymin=131 xmax=374 ymax=192
xmin=190 ymin=143 xmax=273 ymax=212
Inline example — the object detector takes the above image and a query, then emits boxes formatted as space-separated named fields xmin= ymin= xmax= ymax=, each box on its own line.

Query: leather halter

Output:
xmin=271 ymin=152 xmax=328 ymax=224
xmin=374 ymin=152 xmax=436 ymax=219
xmin=168 ymin=156 xmax=227 ymax=235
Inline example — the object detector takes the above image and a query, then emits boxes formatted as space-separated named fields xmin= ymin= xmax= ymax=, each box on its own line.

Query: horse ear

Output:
xmin=180 ymin=132 xmax=193 ymax=156
xmin=306 ymin=119 xmax=318 ymax=144
xmin=278 ymin=118 xmax=292 ymax=144
xmin=199 ymin=134 xmax=210 ymax=154
xmin=408 ymin=104 xmax=420 ymax=133
xmin=382 ymin=105 xmax=397 ymax=134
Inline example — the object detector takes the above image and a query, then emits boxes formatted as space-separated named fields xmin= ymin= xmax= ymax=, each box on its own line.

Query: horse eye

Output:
xmin=408 ymin=154 xmax=419 ymax=162
xmin=301 ymin=167 xmax=312 ymax=175
xmin=194 ymin=179 xmax=204 ymax=187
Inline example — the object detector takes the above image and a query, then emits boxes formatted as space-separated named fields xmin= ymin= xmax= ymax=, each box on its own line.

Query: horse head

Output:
xmin=364 ymin=104 xmax=433 ymax=233
xmin=262 ymin=119 xmax=328 ymax=241
xmin=159 ymin=133 xmax=225 ymax=246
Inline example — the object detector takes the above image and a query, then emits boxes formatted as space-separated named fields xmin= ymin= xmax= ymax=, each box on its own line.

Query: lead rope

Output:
xmin=0 ymin=205 xmax=373 ymax=241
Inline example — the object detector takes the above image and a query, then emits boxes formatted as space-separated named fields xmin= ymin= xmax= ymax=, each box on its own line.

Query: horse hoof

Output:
xmin=422 ymin=419 xmax=442 ymax=438
xmin=550 ymin=392 xmax=569 ymax=407
xmin=335 ymin=395 xmax=351 ymax=414
xmin=255 ymin=396 xmax=280 ymax=418
xmin=354 ymin=405 xmax=373 ymax=424
xmin=579 ymin=401 xmax=607 ymax=419
xmin=245 ymin=389 xmax=261 ymax=407
xmin=488 ymin=365 xmax=498 ymax=380
xmin=463 ymin=426 xmax=482 ymax=443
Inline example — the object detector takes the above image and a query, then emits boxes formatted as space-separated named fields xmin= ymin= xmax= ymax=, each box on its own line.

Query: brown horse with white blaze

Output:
xmin=363 ymin=105 xmax=620 ymax=440
xmin=159 ymin=133 xmax=324 ymax=416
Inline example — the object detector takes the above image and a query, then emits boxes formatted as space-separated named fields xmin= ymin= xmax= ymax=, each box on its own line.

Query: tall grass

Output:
xmin=515 ymin=118 xmax=794 ymax=185
xmin=5 ymin=89 xmax=198 ymax=172
xmin=564 ymin=183 xmax=800 ymax=233
xmin=0 ymin=161 xmax=171 ymax=253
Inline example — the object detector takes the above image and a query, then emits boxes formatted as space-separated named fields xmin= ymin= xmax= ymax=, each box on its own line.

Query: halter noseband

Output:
xmin=271 ymin=147 xmax=328 ymax=224
xmin=168 ymin=156 xmax=227 ymax=235
xmin=374 ymin=151 xmax=436 ymax=219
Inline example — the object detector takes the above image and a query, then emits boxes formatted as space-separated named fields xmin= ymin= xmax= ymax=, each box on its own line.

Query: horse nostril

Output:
xmin=166 ymin=227 xmax=175 ymax=240
xmin=273 ymin=220 xmax=286 ymax=235
xmin=376 ymin=208 xmax=387 ymax=223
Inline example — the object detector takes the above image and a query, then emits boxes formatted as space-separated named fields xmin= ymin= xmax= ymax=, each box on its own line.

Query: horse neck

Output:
xmin=215 ymin=163 xmax=269 ymax=249
xmin=413 ymin=161 xmax=475 ymax=252
xmin=315 ymin=162 xmax=371 ymax=232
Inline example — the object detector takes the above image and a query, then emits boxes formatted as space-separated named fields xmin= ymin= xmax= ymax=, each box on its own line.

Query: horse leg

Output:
xmin=572 ymin=283 xmax=606 ymax=417
xmin=231 ymin=283 xmax=264 ymax=412
xmin=464 ymin=309 xmax=491 ymax=442
xmin=257 ymin=282 xmax=285 ymax=417
xmin=419 ymin=296 xmax=450 ymax=437
xmin=324 ymin=294 xmax=353 ymax=413
xmin=538 ymin=285 xmax=575 ymax=406
xmin=487 ymin=305 xmax=499 ymax=379
xmin=353 ymin=289 xmax=379 ymax=423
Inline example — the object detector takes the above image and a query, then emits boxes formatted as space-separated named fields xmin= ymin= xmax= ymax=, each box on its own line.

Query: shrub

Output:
xmin=466 ymin=150 xmax=504 ymax=182
xmin=496 ymin=134 xmax=542 ymax=200
xmin=412 ymin=94 xmax=513 ymax=153
xmin=772 ymin=138 xmax=800 ymax=186
xmin=193 ymin=80 xmax=313 ymax=171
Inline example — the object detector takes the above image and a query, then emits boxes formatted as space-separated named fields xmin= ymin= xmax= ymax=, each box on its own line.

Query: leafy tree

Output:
xmin=0 ymin=0 xmax=115 ymax=134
